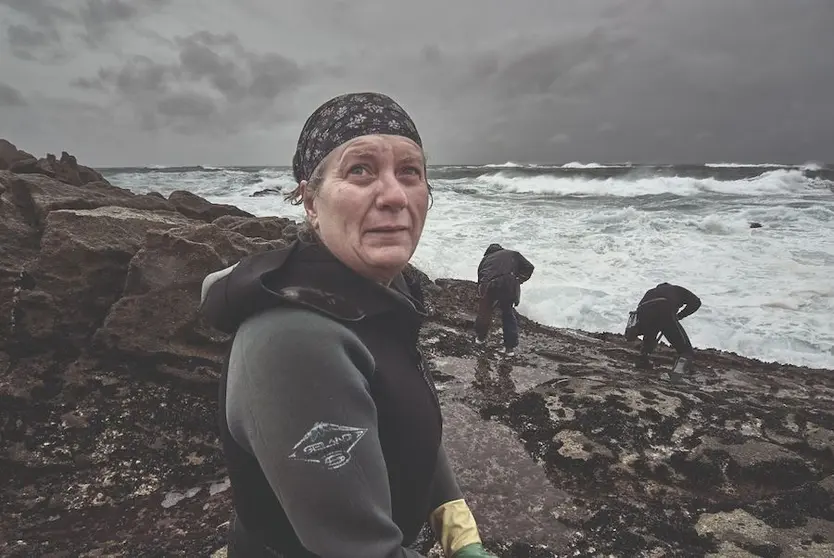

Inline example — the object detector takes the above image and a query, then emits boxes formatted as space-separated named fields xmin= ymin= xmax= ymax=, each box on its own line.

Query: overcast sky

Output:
xmin=1 ymin=0 xmax=832 ymax=167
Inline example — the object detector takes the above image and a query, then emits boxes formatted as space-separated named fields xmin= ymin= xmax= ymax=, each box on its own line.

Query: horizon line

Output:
xmin=96 ymin=161 xmax=832 ymax=171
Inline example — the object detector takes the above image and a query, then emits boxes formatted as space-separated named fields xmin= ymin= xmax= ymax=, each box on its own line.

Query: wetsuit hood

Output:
xmin=199 ymin=240 xmax=426 ymax=334
xmin=484 ymin=243 xmax=503 ymax=256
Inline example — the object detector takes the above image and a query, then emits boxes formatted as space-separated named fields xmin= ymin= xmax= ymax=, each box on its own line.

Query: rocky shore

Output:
xmin=2 ymin=139 xmax=834 ymax=557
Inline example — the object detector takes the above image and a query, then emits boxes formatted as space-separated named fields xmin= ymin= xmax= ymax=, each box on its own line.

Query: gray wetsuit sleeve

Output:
xmin=428 ymin=443 xmax=464 ymax=512
xmin=225 ymin=306 xmax=427 ymax=558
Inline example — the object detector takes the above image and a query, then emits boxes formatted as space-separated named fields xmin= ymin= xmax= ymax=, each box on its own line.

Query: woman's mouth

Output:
xmin=367 ymin=226 xmax=408 ymax=233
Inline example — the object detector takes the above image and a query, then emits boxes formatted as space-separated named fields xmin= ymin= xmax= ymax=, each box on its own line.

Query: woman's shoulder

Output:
xmin=237 ymin=306 xmax=358 ymax=347
xmin=231 ymin=306 xmax=375 ymax=379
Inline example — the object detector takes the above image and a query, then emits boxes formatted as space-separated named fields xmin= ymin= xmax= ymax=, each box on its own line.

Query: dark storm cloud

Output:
xmin=0 ymin=0 xmax=75 ymax=27
xmin=172 ymin=31 xmax=305 ymax=102
xmin=6 ymin=23 xmax=58 ymax=51
xmin=72 ymin=30 xmax=306 ymax=134
xmin=94 ymin=55 xmax=170 ymax=94
xmin=0 ymin=81 xmax=27 ymax=106
xmin=337 ymin=14 xmax=643 ymax=162
xmin=0 ymin=0 xmax=73 ymax=60
xmin=80 ymin=0 xmax=138 ymax=26
xmin=77 ymin=0 xmax=143 ymax=47
xmin=157 ymin=92 xmax=216 ymax=118
xmin=466 ymin=26 xmax=636 ymax=99
xmin=370 ymin=0 xmax=834 ymax=164
xmin=547 ymin=0 xmax=834 ymax=164
xmin=0 ymin=0 xmax=168 ymax=59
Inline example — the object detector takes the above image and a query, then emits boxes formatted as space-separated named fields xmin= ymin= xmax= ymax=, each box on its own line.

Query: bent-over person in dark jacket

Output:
xmin=474 ymin=243 xmax=535 ymax=355
xmin=634 ymin=282 xmax=701 ymax=369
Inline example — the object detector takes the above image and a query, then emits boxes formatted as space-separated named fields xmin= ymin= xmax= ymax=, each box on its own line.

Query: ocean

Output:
xmin=102 ymin=162 xmax=834 ymax=369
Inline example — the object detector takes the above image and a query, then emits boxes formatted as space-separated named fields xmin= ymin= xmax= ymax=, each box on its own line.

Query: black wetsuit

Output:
xmin=636 ymin=282 xmax=701 ymax=358
xmin=474 ymin=244 xmax=534 ymax=350
xmin=200 ymin=240 xmax=461 ymax=557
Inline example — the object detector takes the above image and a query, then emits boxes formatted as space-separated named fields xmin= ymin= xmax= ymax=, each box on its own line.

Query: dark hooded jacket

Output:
xmin=476 ymin=244 xmax=535 ymax=306
xmin=639 ymin=282 xmax=702 ymax=320
xmin=200 ymin=239 xmax=460 ymax=557
xmin=476 ymin=244 xmax=535 ymax=285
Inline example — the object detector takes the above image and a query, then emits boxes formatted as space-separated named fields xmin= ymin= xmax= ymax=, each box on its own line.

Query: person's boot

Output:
xmin=635 ymin=354 xmax=652 ymax=369
xmin=669 ymin=356 xmax=691 ymax=382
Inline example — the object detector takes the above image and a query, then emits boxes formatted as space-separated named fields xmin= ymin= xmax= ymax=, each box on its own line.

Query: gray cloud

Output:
xmin=80 ymin=55 xmax=170 ymax=94
xmin=0 ymin=0 xmax=73 ymax=61
xmin=70 ymin=30 xmax=306 ymax=135
xmin=80 ymin=0 xmax=137 ymax=26
xmin=157 ymin=92 xmax=215 ymax=118
xmin=6 ymin=23 xmax=60 ymax=59
xmin=1 ymin=0 xmax=832 ymax=165
xmin=77 ymin=0 xmax=139 ymax=47
xmin=0 ymin=0 xmax=168 ymax=59
xmin=0 ymin=0 xmax=75 ymax=27
xmin=360 ymin=0 xmax=834 ymax=164
xmin=0 ymin=81 xmax=27 ymax=105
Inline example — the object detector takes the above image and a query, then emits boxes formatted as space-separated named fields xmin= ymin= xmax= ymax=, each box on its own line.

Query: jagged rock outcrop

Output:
xmin=0 ymin=139 xmax=36 ymax=171
xmin=2 ymin=139 xmax=833 ymax=557
xmin=0 ymin=140 xmax=107 ymax=186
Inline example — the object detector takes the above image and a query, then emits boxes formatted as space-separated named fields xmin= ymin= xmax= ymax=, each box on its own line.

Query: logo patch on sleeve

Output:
xmin=288 ymin=422 xmax=368 ymax=470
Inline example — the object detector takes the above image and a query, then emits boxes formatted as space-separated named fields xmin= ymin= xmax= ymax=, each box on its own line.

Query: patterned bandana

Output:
xmin=292 ymin=92 xmax=423 ymax=184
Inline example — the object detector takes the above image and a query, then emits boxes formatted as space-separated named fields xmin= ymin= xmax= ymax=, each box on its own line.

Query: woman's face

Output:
xmin=302 ymin=134 xmax=430 ymax=284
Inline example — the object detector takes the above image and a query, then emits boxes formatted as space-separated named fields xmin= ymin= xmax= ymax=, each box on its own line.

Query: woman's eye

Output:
xmin=401 ymin=166 xmax=421 ymax=176
xmin=348 ymin=164 xmax=367 ymax=175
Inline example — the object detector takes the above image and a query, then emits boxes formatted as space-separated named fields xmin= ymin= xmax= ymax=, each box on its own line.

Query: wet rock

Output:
xmin=250 ymin=187 xmax=282 ymax=197
xmin=0 ymin=352 xmax=55 ymax=401
xmin=696 ymin=507 xmax=834 ymax=557
xmin=806 ymin=425 xmax=834 ymax=453
xmin=280 ymin=223 xmax=300 ymax=241
xmin=13 ymin=207 xmax=192 ymax=350
xmin=92 ymin=223 xmax=284 ymax=376
xmin=404 ymin=262 xmax=442 ymax=302
xmin=723 ymin=440 xmax=813 ymax=488
xmin=1 ymin=171 xmax=173 ymax=231
xmin=212 ymin=215 xmax=292 ymax=241
xmin=167 ymin=190 xmax=253 ymax=222
xmin=440 ymin=398 xmax=575 ymax=550
xmin=418 ymin=319 xmax=834 ymax=556
xmin=0 ymin=184 xmax=40 ymax=344
xmin=0 ymin=182 xmax=39 ymax=270
xmin=3 ymin=362 xmax=232 ymax=556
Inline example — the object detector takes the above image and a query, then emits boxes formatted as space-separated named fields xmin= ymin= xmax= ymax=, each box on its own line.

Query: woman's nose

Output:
xmin=375 ymin=172 xmax=408 ymax=209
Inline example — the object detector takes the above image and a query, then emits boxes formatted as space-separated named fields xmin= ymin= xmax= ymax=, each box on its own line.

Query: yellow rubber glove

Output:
xmin=429 ymin=499 xmax=487 ymax=558
xmin=452 ymin=543 xmax=497 ymax=558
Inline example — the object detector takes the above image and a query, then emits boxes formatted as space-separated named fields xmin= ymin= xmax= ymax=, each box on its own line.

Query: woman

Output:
xmin=200 ymin=92 xmax=496 ymax=558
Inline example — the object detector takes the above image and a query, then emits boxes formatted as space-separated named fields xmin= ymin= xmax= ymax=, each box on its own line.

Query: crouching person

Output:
xmin=629 ymin=282 xmax=701 ymax=377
